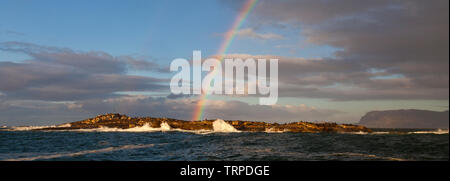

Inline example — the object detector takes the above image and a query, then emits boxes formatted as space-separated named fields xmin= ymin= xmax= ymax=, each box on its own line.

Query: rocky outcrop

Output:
xmin=40 ymin=113 xmax=372 ymax=133
xmin=359 ymin=109 xmax=449 ymax=128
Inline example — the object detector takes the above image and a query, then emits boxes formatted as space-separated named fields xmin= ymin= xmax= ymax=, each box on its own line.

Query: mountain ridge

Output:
xmin=359 ymin=109 xmax=449 ymax=128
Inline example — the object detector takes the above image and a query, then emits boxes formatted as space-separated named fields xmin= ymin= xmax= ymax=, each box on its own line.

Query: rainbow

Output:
xmin=192 ymin=0 xmax=259 ymax=121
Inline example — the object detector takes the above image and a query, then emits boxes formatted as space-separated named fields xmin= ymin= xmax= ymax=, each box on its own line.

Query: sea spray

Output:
xmin=160 ymin=122 xmax=171 ymax=131
xmin=212 ymin=119 xmax=240 ymax=132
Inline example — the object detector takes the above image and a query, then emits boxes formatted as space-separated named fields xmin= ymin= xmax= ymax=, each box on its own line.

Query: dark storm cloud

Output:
xmin=0 ymin=42 xmax=166 ymax=101
xmin=221 ymin=54 xmax=449 ymax=101
xmin=223 ymin=0 xmax=449 ymax=101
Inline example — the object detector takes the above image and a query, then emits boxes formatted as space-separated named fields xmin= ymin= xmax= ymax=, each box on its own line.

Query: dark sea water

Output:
xmin=0 ymin=128 xmax=448 ymax=161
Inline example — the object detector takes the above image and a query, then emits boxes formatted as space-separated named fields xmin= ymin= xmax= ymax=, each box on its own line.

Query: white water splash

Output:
xmin=4 ymin=144 xmax=157 ymax=161
xmin=160 ymin=122 xmax=171 ymax=131
xmin=212 ymin=119 xmax=240 ymax=133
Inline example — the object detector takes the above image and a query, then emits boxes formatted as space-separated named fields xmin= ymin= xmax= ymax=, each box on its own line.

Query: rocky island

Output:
xmin=38 ymin=113 xmax=371 ymax=133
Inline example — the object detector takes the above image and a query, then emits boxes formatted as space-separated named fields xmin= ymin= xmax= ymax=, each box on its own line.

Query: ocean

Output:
xmin=0 ymin=125 xmax=448 ymax=161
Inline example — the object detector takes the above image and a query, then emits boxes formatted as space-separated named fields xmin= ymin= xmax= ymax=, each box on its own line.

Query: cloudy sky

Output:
xmin=0 ymin=0 xmax=448 ymax=126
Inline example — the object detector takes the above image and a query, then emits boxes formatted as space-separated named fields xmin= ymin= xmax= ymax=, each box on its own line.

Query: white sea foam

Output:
xmin=409 ymin=129 xmax=449 ymax=135
xmin=370 ymin=131 xmax=390 ymax=134
xmin=212 ymin=119 xmax=240 ymax=133
xmin=265 ymin=127 xmax=284 ymax=133
xmin=9 ymin=123 xmax=71 ymax=131
xmin=74 ymin=123 xmax=162 ymax=132
xmin=65 ymin=122 xmax=215 ymax=134
xmin=9 ymin=126 xmax=51 ymax=131
xmin=58 ymin=123 xmax=72 ymax=128
xmin=345 ymin=131 xmax=369 ymax=135
xmin=342 ymin=130 xmax=449 ymax=135
xmin=3 ymin=144 xmax=156 ymax=161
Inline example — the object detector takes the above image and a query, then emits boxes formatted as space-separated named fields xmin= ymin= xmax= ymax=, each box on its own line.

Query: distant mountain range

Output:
xmin=359 ymin=109 xmax=449 ymax=128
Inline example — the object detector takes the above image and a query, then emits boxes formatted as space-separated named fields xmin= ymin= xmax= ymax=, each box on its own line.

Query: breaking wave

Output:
xmin=409 ymin=129 xmax=448 ymax=135
xmin=72 ymin=122 xmax=214 ymax=134
xmin=76 ymin=123 xmax=162 ymax=132
xmin=9 ymin=123 xmax=71 ymax=131
xmin=11 ymin=119 xmax=242 ymax=134
xmin=160 ymin=122 xmax=171 ymax=131
xmin=342 ymin=129 xmax=449 ymax=135
xmin=212 ymin=119 xmax=240 ymax=133
xmin=7 ymin=121 xmax=447 ymax=135
xmin=344 ymin=131 xmax=369 ymax=135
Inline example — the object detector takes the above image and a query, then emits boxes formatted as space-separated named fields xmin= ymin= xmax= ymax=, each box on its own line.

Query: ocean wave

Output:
xmin=343 ymin=131 xmax=369 ymax=135
xmin=8 ymin=123 xmax=71 ymax=131
xmin=28 ymin=119 xmax=241 ymax=134
xmin=343 ymin=129 xmax=448 ymax=135
xmin=408 ymin=129 xmax=448 ymax=135
xmin=75 ymin=123 xmax=163 ymax=132
xmin=3 ymin=143 xmax=157 ymax=161
xmin=6 ymin=121 xmax=448 ymax=135
xmin=348 ymin=131 xmax=392 ymax=135
xmin=370 ymin=131 xmax=391 ymax=134
xmin=212 ymin=119 xmax=240 ymax=133
xmin=265 ymin=127 xmax=284 ymax=133
xmin=71 ymin=122 xmax=215 ymax=134
xmin=160 ymin=122 xmax=171 ymax=131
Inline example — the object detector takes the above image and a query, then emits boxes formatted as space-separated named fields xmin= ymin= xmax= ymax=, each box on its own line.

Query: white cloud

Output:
xmin=235 ymin=28 xmax=284 ymax=40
